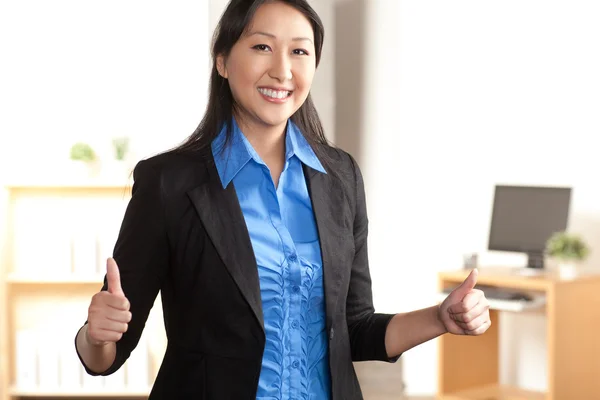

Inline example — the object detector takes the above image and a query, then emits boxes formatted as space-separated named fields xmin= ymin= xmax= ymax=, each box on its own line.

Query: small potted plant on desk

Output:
xmin=545 ymin=231 xmax=590 ymax=277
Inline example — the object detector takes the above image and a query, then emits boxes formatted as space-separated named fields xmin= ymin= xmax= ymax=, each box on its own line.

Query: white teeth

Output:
xmin=258 ymin=88 xmax=290 ymax=99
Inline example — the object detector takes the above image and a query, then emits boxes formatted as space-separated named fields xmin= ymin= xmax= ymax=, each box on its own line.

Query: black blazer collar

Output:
xmin=187 ymin=160 xmax=343 ymax=334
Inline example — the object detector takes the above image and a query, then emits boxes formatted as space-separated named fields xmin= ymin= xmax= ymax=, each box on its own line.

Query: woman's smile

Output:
xmin=257 ymin=87 xmax=293 ymax=103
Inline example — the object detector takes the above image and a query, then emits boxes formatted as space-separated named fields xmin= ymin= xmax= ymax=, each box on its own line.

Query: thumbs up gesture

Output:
xmin=86 ymin=258 xmax=132 ymax=346
xmin=438 ymin=269 xmax=491 ymax=336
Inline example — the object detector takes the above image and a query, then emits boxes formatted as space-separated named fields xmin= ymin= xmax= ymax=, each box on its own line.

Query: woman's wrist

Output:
xmin=434 ymin=304 xmax=449 ymax=335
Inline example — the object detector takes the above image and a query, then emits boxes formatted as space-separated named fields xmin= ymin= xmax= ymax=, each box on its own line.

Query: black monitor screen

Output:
xmin=488 ymin=185 xmax=571 ymax=254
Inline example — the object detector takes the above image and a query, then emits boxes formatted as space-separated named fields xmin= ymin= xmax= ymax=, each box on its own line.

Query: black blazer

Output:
xmin=79 ymin=144 xmax=397 ymax=399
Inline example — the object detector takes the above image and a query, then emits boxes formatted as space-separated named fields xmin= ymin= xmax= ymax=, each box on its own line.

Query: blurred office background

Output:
xmin=1 ymin=0 xmax=599 ymax=399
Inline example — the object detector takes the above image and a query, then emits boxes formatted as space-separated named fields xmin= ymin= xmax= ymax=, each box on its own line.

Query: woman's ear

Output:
xmin=216 ymin=55 xmax=228 ymax=79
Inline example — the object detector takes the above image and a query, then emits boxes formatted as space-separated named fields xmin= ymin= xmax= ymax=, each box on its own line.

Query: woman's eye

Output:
xmin=293 ymin=49 xmax=309 ymax=56
xmin=253 ymin=44 xmax=271 ymax=52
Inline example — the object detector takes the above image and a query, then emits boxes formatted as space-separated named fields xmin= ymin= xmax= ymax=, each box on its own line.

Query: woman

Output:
xmin=75 ymin=0 xmax=491 ymax=398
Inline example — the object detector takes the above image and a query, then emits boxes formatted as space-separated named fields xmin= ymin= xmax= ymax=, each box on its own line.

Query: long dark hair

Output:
xmin=172 ymin=0 xmax=331 ymax=161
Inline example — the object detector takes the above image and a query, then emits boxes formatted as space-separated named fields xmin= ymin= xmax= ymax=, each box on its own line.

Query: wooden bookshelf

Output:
xmin=6 ymin=273 xmax=107 ymax=285
xmin=10 ymin=386 xmax=151 ymax=398
xmin=0 ymin=177 xmax=164 ymax=400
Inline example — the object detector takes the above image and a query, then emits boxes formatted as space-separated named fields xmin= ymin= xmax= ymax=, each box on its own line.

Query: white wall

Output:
xmin=0 ymin=0 xmax=210 ymax=170
xmin=351 ymin=0 xmax=600 ymax=396
xmin=0 ymin=0 xmax=333 ymax=166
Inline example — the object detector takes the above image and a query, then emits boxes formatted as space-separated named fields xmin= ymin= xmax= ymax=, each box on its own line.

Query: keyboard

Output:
xmin=442 ymin=284 xmax=533 ymax=302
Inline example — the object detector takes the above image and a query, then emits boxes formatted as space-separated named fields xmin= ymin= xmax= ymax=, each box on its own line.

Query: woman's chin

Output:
xmin=254 ymin=111 xmax=294 ymax=129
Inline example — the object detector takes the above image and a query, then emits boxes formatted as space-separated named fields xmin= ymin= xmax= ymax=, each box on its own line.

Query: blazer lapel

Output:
xmin=304 ymin=165 xmax=343 ymax=329
xmin=187 ymin=162 xmax=264 ymax=333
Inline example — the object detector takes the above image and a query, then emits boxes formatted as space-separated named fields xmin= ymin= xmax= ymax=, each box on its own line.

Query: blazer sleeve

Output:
xmin=76 ymin=159 xmax=170 ymax=375
xmin=345 ymin=154 xmax=399 ymax=362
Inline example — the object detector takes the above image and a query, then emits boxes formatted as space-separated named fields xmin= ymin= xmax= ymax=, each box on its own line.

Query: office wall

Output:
xmin=339 ymin=0 xmax=600 ymax=396
xmin=0 ymin=0 xmax=210 ymax=169
xmin=0 ymin=0 xmax=333 ymax=164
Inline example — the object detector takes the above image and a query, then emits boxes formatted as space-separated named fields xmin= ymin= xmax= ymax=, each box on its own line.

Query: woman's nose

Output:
xmin=268 ymin=54 xmax=293 ymax=82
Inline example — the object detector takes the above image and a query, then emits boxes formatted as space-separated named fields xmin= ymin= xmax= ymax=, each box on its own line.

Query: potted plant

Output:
xmin=112 ymin=137 xmax=130 ymax=162
xmin=70 ymin=142 xmax=96 ymax=162
xmin=70 ymin=142 xmax=99 ymax=176
xmin=105 ymin=136 xmax=132 ymax=179
xmin=545 ymin=231 xmax=590 ymax=270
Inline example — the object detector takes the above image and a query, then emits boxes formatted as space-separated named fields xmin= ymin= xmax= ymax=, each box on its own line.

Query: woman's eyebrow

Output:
xmin=247 ymin=30 xmax=313 ymax=44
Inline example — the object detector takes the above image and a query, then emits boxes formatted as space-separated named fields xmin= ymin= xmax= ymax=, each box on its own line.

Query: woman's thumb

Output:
xmin=456 ymin=268 xmax=478 ymax=295
xmin=106 ymin=258 xmax=125 ymax=297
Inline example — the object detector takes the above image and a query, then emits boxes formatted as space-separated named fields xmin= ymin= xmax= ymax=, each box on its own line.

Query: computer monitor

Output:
xmin=488 ymin=185 xmax=572 ymax=269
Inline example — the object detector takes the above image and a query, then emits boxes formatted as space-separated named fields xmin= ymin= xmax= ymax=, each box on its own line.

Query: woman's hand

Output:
xmin=86 ymin=258 xmax=132 ymax=346
xmin=437 ymin=269 xmax=491 ymax=335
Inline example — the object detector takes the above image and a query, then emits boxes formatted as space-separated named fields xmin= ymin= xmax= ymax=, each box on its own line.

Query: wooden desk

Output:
xmin=437 ymin=267 xmax=600 ymax=400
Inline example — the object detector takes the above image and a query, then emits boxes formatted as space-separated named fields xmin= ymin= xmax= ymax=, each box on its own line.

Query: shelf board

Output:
xmin=440 ymin=384 xmax=545 ymax=400
xmin=3 ymin=166 xmax=134 ymax=191
xmin=4 ymin=180 xmax=132 ymax=190
xmin=7 ymin=273 xmax=105 ymax=285
xmin=10 ymin=386 xmax=150 ymax=397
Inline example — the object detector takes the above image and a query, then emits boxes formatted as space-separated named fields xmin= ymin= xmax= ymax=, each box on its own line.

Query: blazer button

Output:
xmin=329 ymin=328 xmax=334 ymax=340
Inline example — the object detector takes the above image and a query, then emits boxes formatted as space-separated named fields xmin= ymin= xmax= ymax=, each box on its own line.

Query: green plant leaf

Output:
xmin=112 ymin=137 xmax=130 ymax=161
xmin=545 ymin=231 xmax=590 ymax=261
xmin=70 ymin=142 xmax=96 ymax=162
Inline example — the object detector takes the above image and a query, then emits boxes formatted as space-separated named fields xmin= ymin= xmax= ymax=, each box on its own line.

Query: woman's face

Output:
xmin=217 ymin=1 xmax=316 ymax=130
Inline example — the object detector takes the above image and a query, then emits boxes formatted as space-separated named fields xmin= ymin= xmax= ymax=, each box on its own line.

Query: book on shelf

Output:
xmin=82 ymin=368 xmax=105 ymax=390
xmin=104 ymin=362 xmax=126 ymax=389
xmin=59 ymin=338 xmax=83 ymax=389
xmin=125 ymin=334 xmax=150 ymax=390
xmin=15 ymin=330 xmax=37 ymax=389
xmin=37 ymin=335 xmax=60 ymax=390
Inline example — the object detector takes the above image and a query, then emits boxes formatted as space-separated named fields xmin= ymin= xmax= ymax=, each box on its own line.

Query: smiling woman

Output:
xmin=73 ymin=1 xmax=491 ymax=399
xmin=177 ymin=0 xmax=327 ymax=161
xmin=213 ymin=2 xmax=319 ymax=184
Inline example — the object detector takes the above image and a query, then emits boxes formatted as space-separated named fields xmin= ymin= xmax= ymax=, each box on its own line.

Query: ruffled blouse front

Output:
xmin=212 ymin=119 xmax=331 ymax=400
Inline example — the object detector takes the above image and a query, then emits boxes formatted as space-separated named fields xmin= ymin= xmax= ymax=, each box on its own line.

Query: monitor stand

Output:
xmin=526 ymin=252 xmax=545 ymax=269
xmin=514 ymin=252 xmax=545 ymax=276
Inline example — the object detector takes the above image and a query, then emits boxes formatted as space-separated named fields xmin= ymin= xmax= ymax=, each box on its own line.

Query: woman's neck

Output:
xmin=234 ymin=114 xmax=287 ymax=166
